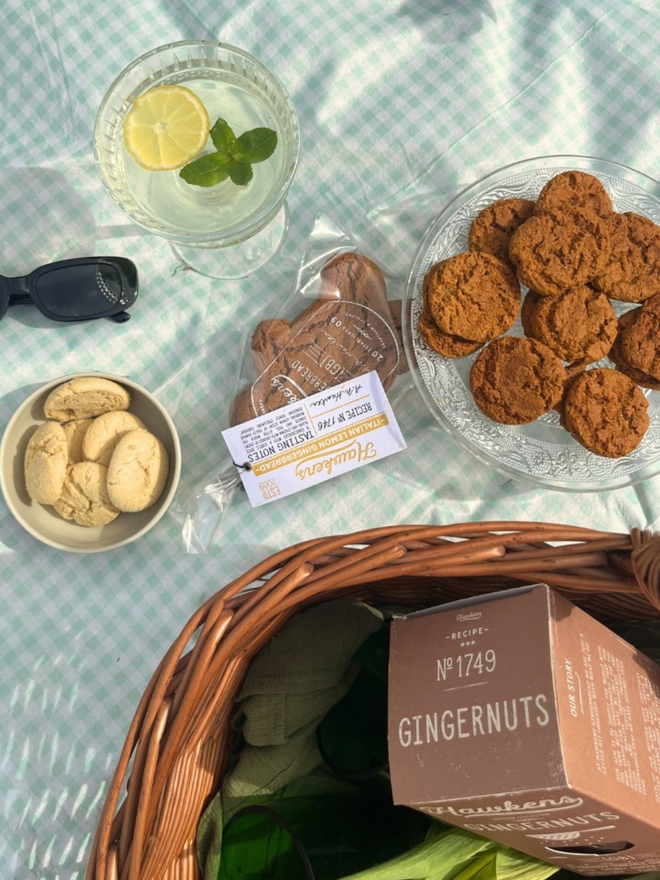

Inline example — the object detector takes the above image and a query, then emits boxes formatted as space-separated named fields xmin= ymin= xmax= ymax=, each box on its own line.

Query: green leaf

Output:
xmin=226 ymin=159 xmax=254 ymax=186
xmin=179 ymin=152 xmax=231 ymax=187
xmin=235 ymin=127 xmax=278 ymax=163
xmin=210 ymin=117 xmax=238 ymax=156
xmin=486 ymin=847 xmax=559 ymax=880
xmin=338 ymin=825 xmax=495 ymax=880
xmin=179 ymin=117 xmax=276 ymax=189
xmin=450 ymin=853 xmax=497 ymax=880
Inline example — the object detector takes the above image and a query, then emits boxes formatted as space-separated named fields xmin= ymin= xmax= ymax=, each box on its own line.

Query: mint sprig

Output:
xmin=179 ymin=117 xmax=277 ymax=188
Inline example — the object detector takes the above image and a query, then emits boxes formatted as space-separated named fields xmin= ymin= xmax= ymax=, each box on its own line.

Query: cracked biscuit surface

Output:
xmin=418 ymin=304 xmax=482 ymax=358
xmin=424 ymin=252 xmax=520 ymax=343
xmin=563 ymin=368 xmax=649 ymax=457
xmin=107 ymin=428 xmax=169 ymax=512
xmin=609 ymin=310 xmax=660 ymax=390
xmin=82 ymin=410 xmax=146 ymax=466
xmin=53 ymin=461 xmax=119 ymax=527
xmin=508 ymin=207 xmax=611 ymax=297
xmin=620 ymin=304 xmax=660 ymax=380
xmin=468 ymin=197 xmax=536 ymax=268
xmin=524 ymin=285 xmax=617 ymax=364
xmin=534 ymin=170 xmax=613 ymax=218
xmin=44 ymin=377 xmax=131 ymax=421
xmin=594 ymin=212 xmax=660 ymax=303
xmin=520 ymin=290 xmax=542 ymax=337
xmin=470 ymin=335 xmax=567 ymax=424
xmin=62 ymin=418 xmax=94 ymax=464
xmin=24 ymin=421 xmax=68 ymax=504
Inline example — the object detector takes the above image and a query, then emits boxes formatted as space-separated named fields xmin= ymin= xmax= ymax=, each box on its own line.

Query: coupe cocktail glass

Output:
xmin=94 ymin=41 xmax=300 ymax=279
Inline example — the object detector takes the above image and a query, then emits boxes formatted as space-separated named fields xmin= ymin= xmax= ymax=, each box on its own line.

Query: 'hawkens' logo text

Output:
xmin=426 ymin=796 xmax=584 ymax=817
xmin=295 ymin=439 xmax=377 ymax=479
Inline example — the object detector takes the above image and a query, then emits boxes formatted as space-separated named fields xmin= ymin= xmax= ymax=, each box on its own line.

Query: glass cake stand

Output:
xmin=403 ymin=155 xmax=660 ymax=492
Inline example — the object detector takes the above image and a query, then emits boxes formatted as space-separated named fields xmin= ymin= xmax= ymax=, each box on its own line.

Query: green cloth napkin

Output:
xmin=237 ymin=600 xmax=384 ymax=697
xmin=197 ymin=600 xmax=384 ymax=878
xmin=238 ymin=664 xmax=361 ymax=746
xmin=222 ymin=718 xmax=327 ymax=810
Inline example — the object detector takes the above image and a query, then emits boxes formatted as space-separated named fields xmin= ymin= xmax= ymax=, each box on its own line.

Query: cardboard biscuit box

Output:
xmin=388 ymin=584 xmax=660 ymax=876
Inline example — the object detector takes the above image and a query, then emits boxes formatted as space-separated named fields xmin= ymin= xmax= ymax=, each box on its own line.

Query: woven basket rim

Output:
xmin=85 ymin=520 xmax=660 ymax=880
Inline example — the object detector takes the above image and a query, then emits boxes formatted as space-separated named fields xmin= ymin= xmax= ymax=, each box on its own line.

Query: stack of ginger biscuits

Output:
xmin=419 ymin=169 xmax=660 ymax=458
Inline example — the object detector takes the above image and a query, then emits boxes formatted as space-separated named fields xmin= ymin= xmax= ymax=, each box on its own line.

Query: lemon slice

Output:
xmin=123 ymin=85 xmax=210 ymax=171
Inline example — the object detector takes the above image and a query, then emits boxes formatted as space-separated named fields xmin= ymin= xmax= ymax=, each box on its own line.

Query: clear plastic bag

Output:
xmin=173 ymin=214 xmax=409 ymax=554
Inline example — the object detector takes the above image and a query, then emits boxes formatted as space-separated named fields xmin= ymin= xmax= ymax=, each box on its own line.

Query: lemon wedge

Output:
xmin=123 ymin=85 xmax=210 ymax=171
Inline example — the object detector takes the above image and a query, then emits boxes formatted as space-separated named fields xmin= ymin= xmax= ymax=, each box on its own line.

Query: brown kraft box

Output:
xmin=388 ymin=584 xmax=660 ymax=875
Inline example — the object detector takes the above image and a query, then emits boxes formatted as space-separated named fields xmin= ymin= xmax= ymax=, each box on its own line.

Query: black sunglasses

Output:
xmin=0 ymin=256 xmax=138 ymax=324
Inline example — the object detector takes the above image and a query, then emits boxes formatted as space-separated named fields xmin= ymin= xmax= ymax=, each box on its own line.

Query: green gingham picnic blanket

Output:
xmin=2 ymin=1 xmax=660 ymax=876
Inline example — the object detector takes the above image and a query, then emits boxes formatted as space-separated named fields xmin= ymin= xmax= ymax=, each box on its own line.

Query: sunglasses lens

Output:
xmin=34 ymin=263 xmax=128 ymax=318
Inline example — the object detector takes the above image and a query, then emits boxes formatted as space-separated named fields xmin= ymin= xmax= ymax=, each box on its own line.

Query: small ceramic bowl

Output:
xmin=0 ymin=372 xmax=181 ymax=552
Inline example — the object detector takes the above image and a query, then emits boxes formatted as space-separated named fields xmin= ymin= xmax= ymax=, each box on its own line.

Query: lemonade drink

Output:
xmin=123 ymin=76 xmax=286 ymax=237
xmin=95 ymin=42 xmax=299 ymax=251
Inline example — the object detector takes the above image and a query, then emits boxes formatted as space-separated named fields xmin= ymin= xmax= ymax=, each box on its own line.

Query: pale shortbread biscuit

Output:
xmin=24 ymin=422 xmax=68 ymax=504
xmin=44 ymin=377 xmax=130 ymax=421
xmin=82 ymin=411 xmax=145 ymax=466
xmin=62 ymin=418 xmax=94 ymax=464
xmin=53 ymin=461 xmax=119 ymax=527
xmin=107 ymin=428 xmax=169 ymax=512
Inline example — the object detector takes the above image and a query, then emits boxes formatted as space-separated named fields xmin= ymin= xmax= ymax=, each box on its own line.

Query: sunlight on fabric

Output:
xmin=85 ymin=781 xmax=107 ymax=819
xmin=318 ymin=34 xmax=412 ymax=123
xmin=70 ymin=783 xmax=88 ymax=819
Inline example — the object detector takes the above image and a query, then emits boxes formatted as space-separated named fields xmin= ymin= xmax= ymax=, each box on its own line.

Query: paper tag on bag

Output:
xmin=222 ymin=371 xmax=406 ymax=506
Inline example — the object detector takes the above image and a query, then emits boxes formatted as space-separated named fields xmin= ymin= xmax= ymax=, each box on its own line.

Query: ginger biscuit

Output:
xmin=424 ymin=252 xmax=520 ymax=343
xmin=640 ymin=291 xmax=660 ymax=316
xmin=229 ymin=385 xmax=257 ymax=427
xmin=470 ymin=336 xmax=567 ymax=424
xmin=525 ymin=285 xmax=617 ymax=364
xmin=563 ymin=368 xmax=649 ymax=457
xmin=418 ymin=305 xmax=482 ymax=358
xmin=44 ymin=377 xmax=130 ymax=421
xmin=228 ymin=252 xmax=401 ymax=427
xmin=535 ymin=170 xmax=613 ymax=218
xmin=609 ymin=310 xmax=660 ymax=390
xmin=509 ymin=207 xmax=611 ymax=297
xmin=553 ymin=360 xmax=590 ymax=421
xmin=24 ymin=421 xmax=68 ymax=504
xmin=316 ymin=251 xmax=387 ymax=302
xmin=53 ymin=462 xmax=120 ymax=527
xmin=620 ymin=305 xmax=660 ymax=380
xmin=251 ymin=319 xmax=291 ymax=374
xmin=468 ymin=197 xmax=536 ymax=268
xmin=593 ymin=212 xmax=660 ymax=303
xmin=520 ymin=290 xmax=542 ymax=337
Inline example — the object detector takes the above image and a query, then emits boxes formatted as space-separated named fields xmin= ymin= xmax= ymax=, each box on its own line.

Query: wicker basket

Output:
xmin=86 ymin=521 xmax=660 ymax=880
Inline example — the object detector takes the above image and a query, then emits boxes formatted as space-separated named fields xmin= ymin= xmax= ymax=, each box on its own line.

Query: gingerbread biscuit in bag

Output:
xmin=229 ymin=252 xmax=402 ymax=426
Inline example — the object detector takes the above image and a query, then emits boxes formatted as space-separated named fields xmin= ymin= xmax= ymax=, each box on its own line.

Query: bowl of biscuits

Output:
xmin=0 ymin=372 xmax=181 ymax=552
